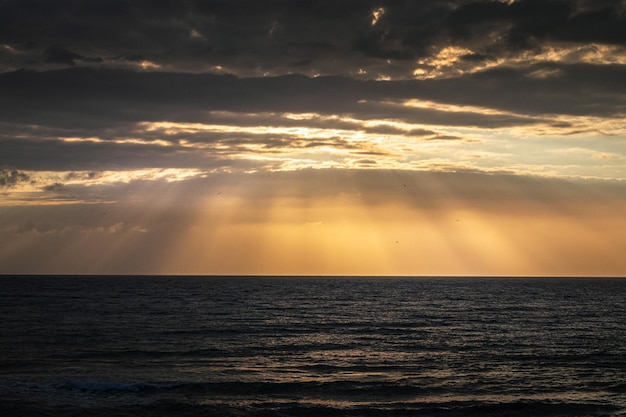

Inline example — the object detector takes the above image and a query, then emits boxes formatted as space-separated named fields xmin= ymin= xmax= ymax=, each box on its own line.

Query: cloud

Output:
xmin=1 ymin=65 xmax=623 ymax=130
xmin=42 ymin=182 xmax=64 ymax=192
xmin=442 ymin=1 xmax=626 ymax=55
xmin=0 ymin=0 xmax=370 ymax=75
xmin=44 ymin=45 xmax=103 ymax=66
xmin=0 ymin=64 xmax=623 ymax=180
xmin=0 ymin=3 xmax=623 ymax=181
xmin=0 ymin=169 xmax=29 ymax=188
xmin=1 ymin=0 xmax=624 ymax=78
xmin=4 ymin=168 xmax=626 ymax=227
xmin=7 ymin=219 xmax=146 ymax=236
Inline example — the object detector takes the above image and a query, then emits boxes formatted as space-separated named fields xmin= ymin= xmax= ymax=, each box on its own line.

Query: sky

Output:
xmin=1 ymin=0 xmax=625 ymax=276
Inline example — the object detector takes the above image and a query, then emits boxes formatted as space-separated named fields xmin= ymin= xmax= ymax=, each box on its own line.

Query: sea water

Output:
xmin=1 ymin=276 xmax=625 ymax=416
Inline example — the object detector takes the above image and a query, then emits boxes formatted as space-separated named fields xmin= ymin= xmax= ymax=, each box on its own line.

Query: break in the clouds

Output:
xmin=1 ymin=0 xmax=625 ymax=275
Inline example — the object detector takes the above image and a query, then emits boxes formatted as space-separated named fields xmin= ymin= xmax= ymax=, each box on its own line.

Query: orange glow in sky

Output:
xmin=4 ymin=169 xmax=623 ymax=276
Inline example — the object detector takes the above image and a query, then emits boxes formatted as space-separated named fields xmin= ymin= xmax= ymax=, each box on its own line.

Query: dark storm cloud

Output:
xmin=1 ymin=0 xmax=624 ymax=76
xmin=0 ymin=64 xmax=622 ymax=123
xmin=420 ymin=63 xmax=626 ymax=116
xmin=351 ymin=0 xmax=626 ymax=63
xmin=0 ymin=0 xmax=378 ymax=74
xmin=441 ymin=0 xmax=626 ymax=60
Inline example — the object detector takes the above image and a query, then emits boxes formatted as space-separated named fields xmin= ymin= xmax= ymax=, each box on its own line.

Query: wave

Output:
xmin=606 ymin=382 xmax=626 ymax=393
xmin=2 ymin=377 xmax=622 ymax=416
xmin=56 ymin=378 xmax=438 ymax=397
xmin=54 ymin=378 xmax=626 ymax=402
xmin=58 ymin=379 xmax=176 ymax=393
xmin=1 ymin=396 xmax=620 ymax=417
xmin=45 ymin=347 xmax=229 ymax=361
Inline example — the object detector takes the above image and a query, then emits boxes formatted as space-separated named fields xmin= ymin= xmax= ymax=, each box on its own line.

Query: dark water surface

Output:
xmin=1 ymin=276 xmax=625 ymax=416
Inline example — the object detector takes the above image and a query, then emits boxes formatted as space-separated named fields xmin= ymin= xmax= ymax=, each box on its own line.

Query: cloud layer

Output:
xmin=1 ymin=0 xmax=625 ymax=77
xmin=2 ymin=0 xmax=624 ymax=183
xmin=1 ymin=1 xmax=625 ymax=275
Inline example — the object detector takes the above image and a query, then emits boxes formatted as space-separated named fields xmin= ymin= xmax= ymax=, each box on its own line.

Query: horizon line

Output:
xmin=1 ymin=274 xmax=625 ymax=279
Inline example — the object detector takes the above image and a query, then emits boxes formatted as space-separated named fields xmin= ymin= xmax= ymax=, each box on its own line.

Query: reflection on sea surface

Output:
xmin=1 ymin=276 xmax=625 ymax=416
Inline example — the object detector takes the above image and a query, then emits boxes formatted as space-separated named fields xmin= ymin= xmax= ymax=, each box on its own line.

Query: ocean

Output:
xmin=1 ymin=276 xmax=625 ymax=416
